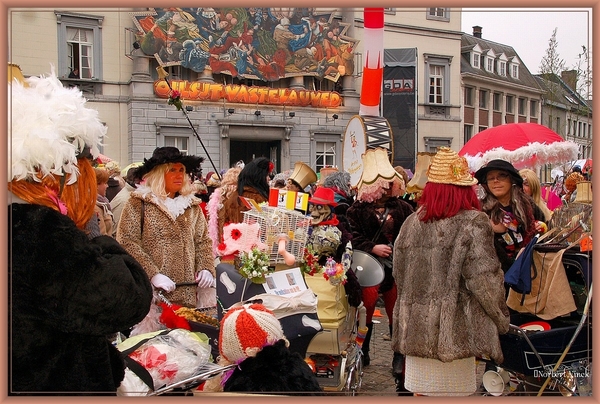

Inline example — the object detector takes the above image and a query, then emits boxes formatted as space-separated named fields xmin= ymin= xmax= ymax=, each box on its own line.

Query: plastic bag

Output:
xmin=117 ymin=328 xmax=211 ymax=395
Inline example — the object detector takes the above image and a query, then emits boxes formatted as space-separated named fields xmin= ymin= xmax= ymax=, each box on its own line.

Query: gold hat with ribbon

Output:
xmin=426 ymin=147 xmax=478 ymax=186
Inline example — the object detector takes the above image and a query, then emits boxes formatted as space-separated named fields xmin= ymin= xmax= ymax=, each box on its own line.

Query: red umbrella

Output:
xmin=459 ymin=123 xmax=579 ymax=172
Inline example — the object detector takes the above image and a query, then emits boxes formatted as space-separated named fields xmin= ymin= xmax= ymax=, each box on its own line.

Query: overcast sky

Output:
xmin=461 ymin=8 xmax=592 ymax=75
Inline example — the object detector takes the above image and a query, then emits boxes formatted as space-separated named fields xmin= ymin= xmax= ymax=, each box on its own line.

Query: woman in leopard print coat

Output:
xmin=117 ymin=147 xmax=215 ymax=308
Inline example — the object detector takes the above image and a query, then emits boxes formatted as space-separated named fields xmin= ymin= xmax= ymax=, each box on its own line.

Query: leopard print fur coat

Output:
xmin=116 ymin=185 xmax=215 ymax=307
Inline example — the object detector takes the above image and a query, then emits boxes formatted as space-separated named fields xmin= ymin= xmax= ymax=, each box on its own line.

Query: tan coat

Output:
xmin=94 ymin=200 xmax=114 ymax=237
xmin=116 ymin=187 xmax=215 ymax=307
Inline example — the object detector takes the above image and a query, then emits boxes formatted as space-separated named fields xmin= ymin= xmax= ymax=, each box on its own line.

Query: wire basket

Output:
xmin=243 ymin=205 xmax=311 ymax=266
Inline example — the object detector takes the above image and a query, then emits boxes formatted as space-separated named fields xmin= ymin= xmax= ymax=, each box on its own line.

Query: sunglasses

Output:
xmin=485 ymin=172 xmax=510 ymax=183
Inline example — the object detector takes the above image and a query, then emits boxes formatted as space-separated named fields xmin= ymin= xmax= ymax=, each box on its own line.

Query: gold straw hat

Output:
xmin=426 ymin=147 xmax=477 ymax=186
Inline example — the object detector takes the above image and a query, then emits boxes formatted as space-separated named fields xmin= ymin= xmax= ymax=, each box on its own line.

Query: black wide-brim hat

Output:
xmin=133 ymin=146 xmax=204 ymax=180
xmin=474 ymin=159 xmax=523 ymax=187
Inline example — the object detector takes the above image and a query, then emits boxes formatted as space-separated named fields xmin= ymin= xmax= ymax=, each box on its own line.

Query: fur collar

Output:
xmin=133 ymin=184 xmax=196 ymax=219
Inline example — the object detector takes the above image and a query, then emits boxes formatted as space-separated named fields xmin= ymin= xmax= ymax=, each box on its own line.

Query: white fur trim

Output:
xmin=133 ymin=185 xmax=195 ymax=219
xmin=463 ymin=141 xmax=580 ymax=172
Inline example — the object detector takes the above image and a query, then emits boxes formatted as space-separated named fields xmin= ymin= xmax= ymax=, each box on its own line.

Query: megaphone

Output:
xmin=351 ymin=250 xmax=385 ymax=287
xmin=482 ymin=369 xmax=509 ymax=396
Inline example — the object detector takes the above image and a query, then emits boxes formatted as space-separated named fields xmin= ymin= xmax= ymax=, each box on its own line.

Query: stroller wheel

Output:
xmin=344 ymin=352 xmax=363 ymax=395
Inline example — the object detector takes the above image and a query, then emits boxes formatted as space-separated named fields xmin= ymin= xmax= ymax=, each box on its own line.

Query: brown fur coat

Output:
xmin=391 ymin=209 xmax=510 ymax=363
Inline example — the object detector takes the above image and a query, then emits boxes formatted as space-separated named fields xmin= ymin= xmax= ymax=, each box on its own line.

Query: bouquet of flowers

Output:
xmin=322 ymin=257 xmax=347 ymax=286
xmin=236 ymin=247 xmax=273 ymax=284
xmin=299 ymin=245 xmax=322 ymax=276
xmin=167 ymin=90 xmax=183 ymax=111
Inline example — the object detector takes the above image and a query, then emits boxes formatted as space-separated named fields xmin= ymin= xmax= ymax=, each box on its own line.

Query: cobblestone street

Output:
xmin=357 ymin=304 xmax=399 ymax=396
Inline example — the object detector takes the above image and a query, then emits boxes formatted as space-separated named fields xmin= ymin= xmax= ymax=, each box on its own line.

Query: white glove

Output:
xmin=196 ymin=270 xmax=215 ymax=289
xmin=151 ymin=273 xmax=176 ymax=293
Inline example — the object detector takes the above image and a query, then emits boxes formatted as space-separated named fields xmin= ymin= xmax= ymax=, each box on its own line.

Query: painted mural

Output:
xmin=131 ymin=8 xmax=359 ymax=82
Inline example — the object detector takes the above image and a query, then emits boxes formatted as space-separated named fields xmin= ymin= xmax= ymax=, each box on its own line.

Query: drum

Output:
xmin=342 ymin=115 xmax=394 ymax=187
xmin=350 ymin=250 xmax=385 ymax=287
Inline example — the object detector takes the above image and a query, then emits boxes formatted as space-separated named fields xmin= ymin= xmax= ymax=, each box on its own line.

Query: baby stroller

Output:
xmin=304 ymin=274 xmax=366 ymax=395
xmin=482 ymin=242 xmax=592 ymax=396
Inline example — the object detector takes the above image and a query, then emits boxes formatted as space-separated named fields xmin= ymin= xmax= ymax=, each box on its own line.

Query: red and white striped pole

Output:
xmin=359 ymin=8 xmax=384 ymax=117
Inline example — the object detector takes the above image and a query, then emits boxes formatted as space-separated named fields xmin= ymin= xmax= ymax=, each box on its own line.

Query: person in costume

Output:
xmin=202 ymin=303 xmax=322 ymax=394
xmin=304 ymin=187 xmax=361 ymax=308
xmin=220 ymin=157 xmax=273 ymax=225
xmin=392 ymin=147 xmax=509 ymax=396
xmin=519 ymin=168 xmax=553 ymax=221
xmin=93 ymin=167 xmax=116 ymax=237
xmin=110 ymin=162 xmax=143 ymax=229
xmin=206 ymin=166 xmax=242 ymax=257
xmin=285 ymin=161 xmax=317 ymax=193
xmin=345 ymin=148 xmax=414 ymax=379
xmin=474 ymin=160 xmax=546 ymax=279
xmin=9 ymin=65 xmax=153 ymax=394
xmin=116 ymin=147 xmax=215 ymax=309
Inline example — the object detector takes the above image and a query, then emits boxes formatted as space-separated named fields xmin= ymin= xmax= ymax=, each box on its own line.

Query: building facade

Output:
xmin=535 ymin=71 xmax=593 ymax=161
xmin=16 ymin=9 xmax=588 ymax=178
xmin=9 ymin=7 xmax=469 ymax=175
xmin=460 ymin=26 xmax=543 ymax=144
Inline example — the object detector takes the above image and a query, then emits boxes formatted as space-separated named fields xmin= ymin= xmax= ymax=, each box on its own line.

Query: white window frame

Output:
xmin=485 ymin=57 xmax=492 ymax=72
xmin=156 ymin=125 xmax=195 ymax=155
xmin=426 ymin=8 xmax=450 ymax=21
xmin=56 ymin=11 xmax=103 ymax=80
xmin=511 ymin=64 xmax=519 ymax=79
xmin=424 ymin=54 xmax=452 ymax=105
xmin=499 ymin=61 xmax=506 ymax=76
xmin=310 ymin=132 xmax=342 ymax=171
xmin=472 ymin=52 xmax=480 ymax=68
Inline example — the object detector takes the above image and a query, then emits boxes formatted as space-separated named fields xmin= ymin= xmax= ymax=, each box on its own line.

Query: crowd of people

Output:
xmin=11 ymin=66 xmax=587 ymax=396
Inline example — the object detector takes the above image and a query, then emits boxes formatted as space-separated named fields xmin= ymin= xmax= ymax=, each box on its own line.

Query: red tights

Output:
xmin=362 ymin=282 xmax=397 ymax=324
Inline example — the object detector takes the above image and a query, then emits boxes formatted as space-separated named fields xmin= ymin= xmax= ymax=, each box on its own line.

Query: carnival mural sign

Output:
xmin=131 ymin=7 xmax=359 ymax=82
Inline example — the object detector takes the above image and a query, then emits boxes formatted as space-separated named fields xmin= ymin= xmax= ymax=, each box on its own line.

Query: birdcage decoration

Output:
xmin=242 ymin=205 xmax=310 ymax=266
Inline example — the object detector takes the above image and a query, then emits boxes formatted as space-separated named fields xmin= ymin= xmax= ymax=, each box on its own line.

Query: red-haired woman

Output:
xmin=10 ymin=68 xmax=152 ymax=393
xmin=391 ymin=147 xmax=509 ymax=396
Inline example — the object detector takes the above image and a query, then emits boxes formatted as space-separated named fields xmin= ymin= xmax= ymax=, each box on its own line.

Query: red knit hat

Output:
xmin=218 ymin=303 xmax=286 ymax=364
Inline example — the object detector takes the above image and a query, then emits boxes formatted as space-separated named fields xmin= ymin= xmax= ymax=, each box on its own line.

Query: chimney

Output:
xmin=473 ymin=26 xmax=482 ymax=38
xmin=561 ymin=70 xmax=577 ymax=90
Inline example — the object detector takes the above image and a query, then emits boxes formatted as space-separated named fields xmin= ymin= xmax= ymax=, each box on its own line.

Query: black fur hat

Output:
xmin=133 ymin=147 xmax=204 ymax=180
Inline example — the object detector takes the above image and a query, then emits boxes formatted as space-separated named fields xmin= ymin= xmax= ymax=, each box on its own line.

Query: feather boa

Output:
xmin=207 ymin=188 xmax=223 ymax=257
xmin=133 ymin=185 xmax=196 ymax=219
xmin=10 ymin=65 xmax=106 ymax=183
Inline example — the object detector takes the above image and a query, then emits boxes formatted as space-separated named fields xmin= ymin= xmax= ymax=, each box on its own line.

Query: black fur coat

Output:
xmin=9 ymin=203 xmax=153 ymax=395
xmin=224 ymin=340 xmax=323 ymax=395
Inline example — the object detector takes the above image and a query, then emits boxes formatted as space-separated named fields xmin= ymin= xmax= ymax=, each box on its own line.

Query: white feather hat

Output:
xmin=9 ymin=65 xmax=106 ymax=184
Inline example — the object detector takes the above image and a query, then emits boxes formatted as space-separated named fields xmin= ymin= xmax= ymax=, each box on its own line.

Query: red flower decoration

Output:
xmin=217 ymin=242 xmax=227 ymax=252
xmin=230 ymin=228 xmax=242 ymax=240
